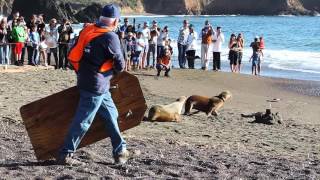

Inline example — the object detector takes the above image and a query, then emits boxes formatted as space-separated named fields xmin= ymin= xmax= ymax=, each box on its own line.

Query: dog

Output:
xmin=184 ymin=91 xmax=232 ymax=116
xmin=148 ymin=96 xmax=187 ymax=122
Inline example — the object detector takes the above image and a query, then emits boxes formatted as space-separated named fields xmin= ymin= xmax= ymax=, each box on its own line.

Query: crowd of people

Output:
xmin=0 ymin=12 xmax=73 ymax=69
xmin=117 ymin=18 xmax=265 ymax=76
xmin=0 ymin=12 xmax=265 ymax=76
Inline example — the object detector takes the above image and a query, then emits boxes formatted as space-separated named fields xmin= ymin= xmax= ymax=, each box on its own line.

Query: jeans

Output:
xmin=147 ymin=44 xmax=157 ymax=67
xmin=47 ymin=48 xmax=58 ymax=69
xmin=60 ymin=89 xmax=126 ymax=157
xmin=177 ymin=43 xmax=187 ymax=68
xmin=0 ymin=45 xmax=10 ymax=65
xmin=59 ymin=44 xmax=68 ymax=69
xmin=157 ymin=45 xmax=164 ymax=57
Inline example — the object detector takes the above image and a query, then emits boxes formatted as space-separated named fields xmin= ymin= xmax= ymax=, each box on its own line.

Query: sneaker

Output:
xmin=113 ymin=149 xmax=140 ymax=165
xmin=56 ymin=153 xmax=86 ymax=166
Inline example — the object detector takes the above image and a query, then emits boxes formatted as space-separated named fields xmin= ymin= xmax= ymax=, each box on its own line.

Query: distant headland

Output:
xmin=0 ymin=0 xmax=319 ymax=23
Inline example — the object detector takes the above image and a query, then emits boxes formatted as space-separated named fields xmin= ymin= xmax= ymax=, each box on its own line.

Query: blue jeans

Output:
xmin=177 ymin=43 xmax=187 ymax=68
xmin=31 ymin=47 xmax=39 ymax=65
xmin=0 ymin=45 xmax=10 ymax=65
xmin=60 ymin=89 xmax=126 ymax=157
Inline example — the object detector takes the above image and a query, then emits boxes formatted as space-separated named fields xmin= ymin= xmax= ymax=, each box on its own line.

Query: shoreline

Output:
xmin=1 ymin=65 xmax=319 ymax=96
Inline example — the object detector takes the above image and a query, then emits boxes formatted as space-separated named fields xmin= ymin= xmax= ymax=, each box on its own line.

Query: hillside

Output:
xmin=0 ymin=0 xmax=318 ymax=22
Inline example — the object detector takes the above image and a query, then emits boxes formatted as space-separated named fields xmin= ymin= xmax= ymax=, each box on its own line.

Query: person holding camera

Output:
xmin=45 ymin=18 xmax=59 ymax=69
xmin=58 ymin=18 xmax=73 ymax=70
xmin=201 ymin=20 xmax=213 ymax=70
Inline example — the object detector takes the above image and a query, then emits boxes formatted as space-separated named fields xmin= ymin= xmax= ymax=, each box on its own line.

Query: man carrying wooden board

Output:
xmin=57 ymin=4 xmax=133 ymax=165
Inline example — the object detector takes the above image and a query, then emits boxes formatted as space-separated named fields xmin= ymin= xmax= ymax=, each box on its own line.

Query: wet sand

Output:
xmin=0 ymin=66 xmax=319 ymax=179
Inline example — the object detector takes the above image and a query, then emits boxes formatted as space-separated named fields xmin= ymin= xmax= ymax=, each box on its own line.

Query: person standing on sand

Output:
xmin=58 ymin=18 xmax=73 ymax=70
xmin=237 ymin=33 xmax=244 ymax=73
xmin=249 ymin=37 xmax=261 ymax=76
xmin=58 ymin=4 xmax=134 ymax=165
xmin=212 ymin=26 xmax=224 ymax=71
xmin=45 ymin=18 xmax=59 ymax=69
xmin=177 ymin=19 xmax=189 ymax=69
xmin=0 ymin=17 xmax=10 ymax=66
xmin=228 ymin=34 xmax=238 ymax=73
xmin=157 ymin=26 xmax=169 ymax=58
xmin=201 ymin=20 xmax=213 ymax=70
xmin=29 ymin=24 xmax=40 ymax=66
xmin=11 ymin=17 xmax=26 ymax=66
xmin=147 ymin=20 xmax=159 ymax=68
xmin=140 ymin=21 xmax=150 ymax=69
xmin=186 ymin=24 xmax=198 ymax=69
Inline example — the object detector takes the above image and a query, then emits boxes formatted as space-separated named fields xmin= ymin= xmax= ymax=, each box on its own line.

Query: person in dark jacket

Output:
xmin=58 ymin=18 xmax=73 ymax=69
xmin=57 ymin=4 xmax=134 ymax=166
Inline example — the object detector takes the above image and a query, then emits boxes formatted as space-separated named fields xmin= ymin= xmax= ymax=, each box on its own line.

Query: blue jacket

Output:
xmin=77 ymin=31 xmax=125 ymax=95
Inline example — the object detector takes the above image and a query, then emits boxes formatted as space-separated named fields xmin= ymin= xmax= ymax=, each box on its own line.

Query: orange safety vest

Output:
xmin=68 ymin=24 xmax=113 ymax=72
xmin=201 ymin=29 xmax=213 ymax=45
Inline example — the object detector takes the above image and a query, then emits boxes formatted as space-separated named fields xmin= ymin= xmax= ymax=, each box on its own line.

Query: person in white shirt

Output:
xmin=186 ymin=24 xmax=198 ymax=69
xmin=132 ymin=32 xmax=145 ymax=70
xmin=157 ymin=26 xmax=169 ymax=58
xmin=212 ymin=26 xmax=225 ymax=71
xmin=177 ymin=20 xmax=189 ymax=69
xmin=140 ymin=21 xmax=150 ymax=69
xmin=147 ymin=20 xmax=159 ymax=68
xmin=45 ymin=18 xmax=59 ymax=69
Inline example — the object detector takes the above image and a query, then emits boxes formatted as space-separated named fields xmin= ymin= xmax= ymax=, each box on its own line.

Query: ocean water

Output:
xmin=73 ymin=16 xmax=320 ymax=81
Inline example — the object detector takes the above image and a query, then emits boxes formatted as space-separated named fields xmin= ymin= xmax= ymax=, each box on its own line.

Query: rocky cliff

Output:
xmin=301 ymin=0 xmax=320 ymax=12
xmin=203 ymin=0 xmax=310 ymax=15
xmin=0 ymin=0 xmax=13 ymax=16
xmin=0 ymin=0 xmax=318 ymax=22
xmin=11 ymin=0 xmax=77 ymax=22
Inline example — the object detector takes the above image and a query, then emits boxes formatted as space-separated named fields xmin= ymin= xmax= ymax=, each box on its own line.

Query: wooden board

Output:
xmin=20 ymin=72 xmax=147 ymax=161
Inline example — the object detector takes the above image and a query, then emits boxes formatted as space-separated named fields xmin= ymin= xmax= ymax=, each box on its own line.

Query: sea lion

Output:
xmin=184 ymin=91 xmax=232 ymax=116
xmin=148 ymin=96 xmax=187 ymax=122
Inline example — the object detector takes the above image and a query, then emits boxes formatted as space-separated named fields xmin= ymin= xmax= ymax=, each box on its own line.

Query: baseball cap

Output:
xmin=144 ymin=21 xmax=149 ymax=26
xmin=101 ymin=4 xmax=121 ymax=18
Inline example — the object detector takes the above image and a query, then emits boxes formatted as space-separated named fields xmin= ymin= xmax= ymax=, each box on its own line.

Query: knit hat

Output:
xmin=101 ymin=4 xmax=121 ymax=18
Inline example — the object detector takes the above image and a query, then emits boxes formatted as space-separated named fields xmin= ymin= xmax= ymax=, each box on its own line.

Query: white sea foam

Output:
xmin=265 ymin=49 xmax=320 ymax=74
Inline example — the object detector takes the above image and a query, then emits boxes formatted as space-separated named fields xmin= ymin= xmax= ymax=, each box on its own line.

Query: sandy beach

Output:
xmin=0 ymin=66 xmax=319 ymax=179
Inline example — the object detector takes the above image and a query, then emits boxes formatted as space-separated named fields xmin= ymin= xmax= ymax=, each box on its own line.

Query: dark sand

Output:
xmin=0 ymin=66 xmax=319 ymax=179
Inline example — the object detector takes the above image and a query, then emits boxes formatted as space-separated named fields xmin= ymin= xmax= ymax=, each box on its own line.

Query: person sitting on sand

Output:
xmin=156 ymin=38 xmax=173 ymax=77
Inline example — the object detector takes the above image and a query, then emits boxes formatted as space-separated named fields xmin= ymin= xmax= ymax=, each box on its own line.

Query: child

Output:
xmin=29 ymin=25 xmax=40 ymax=66
xmin=125 ymin=32 xmax=135 ymax=71
xmin=156 ymin=38 xmax=173 ymax=77
xmin=131 ymin=32 xmax=144 ymax=70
